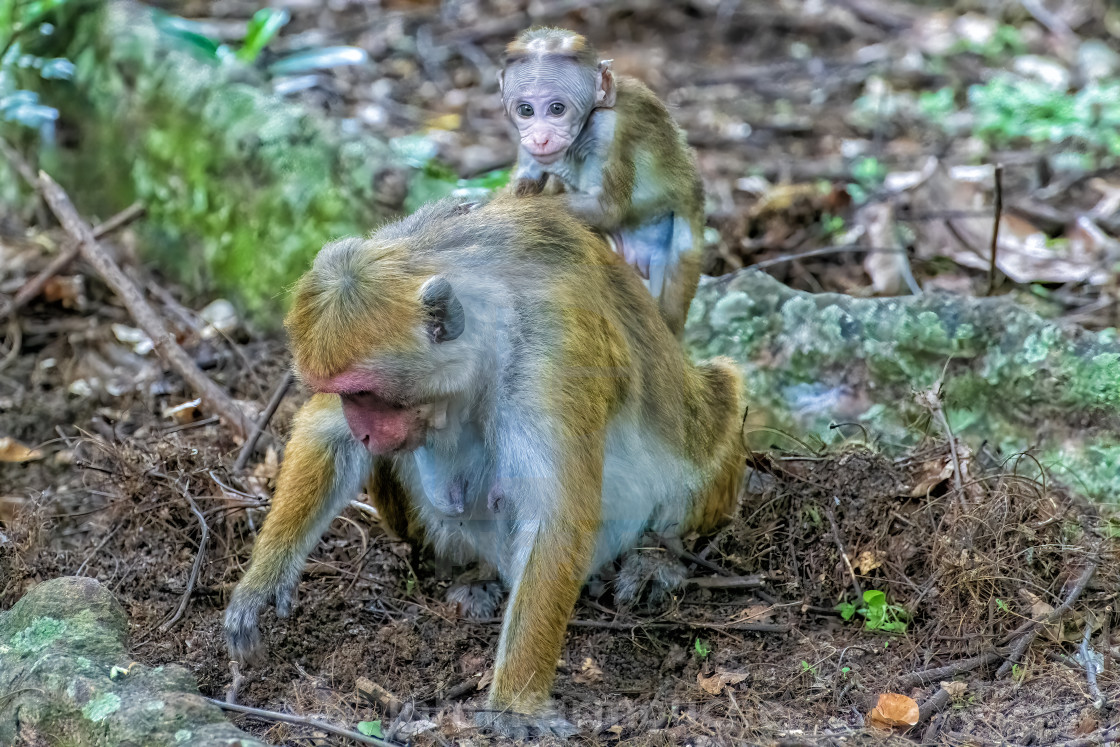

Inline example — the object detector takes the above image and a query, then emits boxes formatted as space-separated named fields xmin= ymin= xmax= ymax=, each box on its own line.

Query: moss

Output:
xmin=2 ymin=3 xmax=396 ymax=325
xmin=9 ymin=617 xmax=67 ymax=654
xmin=81 ymin=692 xmax=121 ymax=722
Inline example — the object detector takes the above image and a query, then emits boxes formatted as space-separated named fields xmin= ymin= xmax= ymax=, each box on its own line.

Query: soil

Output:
xmin=2 ymin=326 xmax=1117 ymax=745
xmin=4 ymin=0 xmax=1120 ymax=744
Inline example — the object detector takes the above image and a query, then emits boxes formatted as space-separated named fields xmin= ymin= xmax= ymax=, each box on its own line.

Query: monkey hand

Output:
xmin=513 ymin=175 xmax=549 ymax=197
xmin=223 ymin=570 xmax=298 ymax=664
xmin=475 ymin=707 xmax=579 ymax=739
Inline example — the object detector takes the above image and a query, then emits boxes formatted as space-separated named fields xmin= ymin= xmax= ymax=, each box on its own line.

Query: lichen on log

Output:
xmin=687 ymin=269 xmax=1120 ymax=501
xmin=0 ymin=576 xmax=269 ymax=746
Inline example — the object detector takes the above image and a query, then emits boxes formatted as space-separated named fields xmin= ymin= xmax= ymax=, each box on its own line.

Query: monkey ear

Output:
xmin=419 ymin=275 xmax=465 ymax=343
xmin=596 ymin=59 xmax=616 ymax=108
xmin=497 ymin=68 xmax=505 ymax=94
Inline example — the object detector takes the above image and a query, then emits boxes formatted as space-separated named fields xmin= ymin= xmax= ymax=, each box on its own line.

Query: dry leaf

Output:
xmin=0 ymin=436 xmax=43 ymax=463
xmin=477 ymin=668 xmax=493 ymax=691
xmin=0 ymin=494 xmax=25 ymax=524
xmin=907 ymin=159 xmax=1111 ymax=285
xmin=854 ymin=550 xmax=884 ymax=575
xmin=940 ymin=681 xmax=967 ymax=698
xmin=868 ymin=693 xmax=919 ymax=729
xmin=252 ymin=447 xmax=280 ymax=481
xmin=573 ymin=657 xmax=604 ymax=684
xmin=162 ymin=399 xmax=203 ymax=424
xmin=697 ymin=670 xmax=748 ymax=695
xmin=42 ymin=275 xmax=85 ymax=308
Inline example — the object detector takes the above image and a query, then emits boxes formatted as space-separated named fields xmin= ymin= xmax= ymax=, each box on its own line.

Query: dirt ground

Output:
xmin=4 ymin=0 xmax=1120 ymax=744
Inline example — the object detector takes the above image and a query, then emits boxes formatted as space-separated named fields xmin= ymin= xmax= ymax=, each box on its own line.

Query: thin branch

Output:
xmin=161 ymin=494 xmax=210 ymax=631
xmin=986 ymin=163 xmax=1003 ymax=296
xmin=996 ymin=558 xmax=1099 ymax=678
xmin=4 ymin=202 xmax=145 ymax=319
xmin=1080 ymin=618 xmax=1106 ymax=710
xmin=234 ymin=370 xmax=294 ymax=472
xmin=826 ymin=507 xmax=862 ymax=600
xmin=688 ymin=574 xmax=767 ymax=589
xmin=204 ymin=698 xmax=396 ymax=746
xmin=37 ymin=171 xmax=252 ymax=438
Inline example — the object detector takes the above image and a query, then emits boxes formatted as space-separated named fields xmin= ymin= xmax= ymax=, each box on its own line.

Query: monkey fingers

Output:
xmin=475 ymin=709 xmax=579 ymax=740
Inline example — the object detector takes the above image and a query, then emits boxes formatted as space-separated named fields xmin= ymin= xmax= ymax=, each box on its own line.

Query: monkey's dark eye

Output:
xmin=548 ymin=102 xmax=566 ymax=116
xmin=516 ymin=103 xmax=534 ymax=118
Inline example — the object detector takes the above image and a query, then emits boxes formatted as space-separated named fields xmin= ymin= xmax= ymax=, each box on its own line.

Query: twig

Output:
xmin=4 ymin=202 xmax=145 ymax=319
xmin=688 ymin=574 xmax=767 ymax=589
xmin=917 ymin=688 xmax=952 ymax=725
xmin=37 ymin=171 xmax=252 ymax=438
xmin=204 ymin=697 xmax=396 ymax=746
xmin=825 ymin=507 xmax=862 ymax=600
xmin=226 ymin=661 xmax=246 ymax=705
xmin=996 ymin=558 xmax=1099 ymax=678
xmin=233 ymin=370 xmax=294 ymax=472
xmin=1100 ymin=606 xmax=1112 ymax=674
xmin=898 ymin=652 xmax=1002 ymax=689
xmin=917 ymin=385 xmax=964 ymax=499
xmin=986 ymin=164 xmax=1003 ymax=296
xmin=1044 ymin=726 xmax=1120 ymax=747
xmin=1080 ymin=619 xmax=1106 ymax=710
xmin=161 ymin=494 xmax=210 ymax=631
xmin=463 ymin=616 xmax=789 ymax=633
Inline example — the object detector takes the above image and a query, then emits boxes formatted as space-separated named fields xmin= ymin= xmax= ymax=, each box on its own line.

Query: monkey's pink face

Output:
xmin=310 ymin=371 xmax=448 ymax=455
xmin=508 ymin=92 xmax=585 ymax=164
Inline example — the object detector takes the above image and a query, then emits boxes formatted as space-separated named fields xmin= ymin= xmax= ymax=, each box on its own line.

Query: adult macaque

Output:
xmin=224 ymin=195 xmax=744 ymax=737
xmin=499 ymin=27 xmax=705 ymax=336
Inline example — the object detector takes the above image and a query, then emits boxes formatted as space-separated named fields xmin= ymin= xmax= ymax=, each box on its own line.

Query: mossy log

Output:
xmin=0 ymin=576 xmax=268 ymax=746
xmin=1 ymin=1 xmax=402 ymax=323
xmin=687 ymin=270 xmax=1120 ymax=501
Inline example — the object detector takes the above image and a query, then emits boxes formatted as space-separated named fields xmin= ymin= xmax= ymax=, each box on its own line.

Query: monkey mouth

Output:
xmin=525 ymin=144 xmax=566 ymax=163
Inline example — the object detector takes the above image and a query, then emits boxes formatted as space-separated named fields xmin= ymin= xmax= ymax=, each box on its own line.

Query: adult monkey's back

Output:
xmin=223 ymin=194 xmax=745 ymax=737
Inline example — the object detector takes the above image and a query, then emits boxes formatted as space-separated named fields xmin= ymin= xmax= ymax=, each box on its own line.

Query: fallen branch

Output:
xmin=37 ymin=171 xmax=252 ymax=438
xmin=3 ymin=202 xmax=145 ymax=320
xmin=995 ymin=558 xmax=1099 ymax=679
xmin=897 ymin=652 xmax=1002 ymax=689
xmin=204 ymin=697 xmax=396 ymax=747
xmin=233 ymin=370 xmax=294 ymax=472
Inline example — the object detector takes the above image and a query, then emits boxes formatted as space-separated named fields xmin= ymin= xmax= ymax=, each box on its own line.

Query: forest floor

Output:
xmin=3 ymin=0 xmax=1120 ymax=745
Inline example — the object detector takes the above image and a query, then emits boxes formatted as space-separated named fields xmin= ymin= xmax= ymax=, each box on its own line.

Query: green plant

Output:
xmin=153 ymin=7 xmax=368 ymax=73
xmin=0 ymin=0 xmax=76 ymax=138
xmin=968 ymin=75 xmax=1120 ymax=160
xmin=836 ymin=589 xmax=909 ymax=633
xmin=950 ymin=24 xmax=1025 ymax=61
xmin=800 ymin=660 xmax=817 ymax=676
xmin=995 ymin=598 xmax=1011 ymax=613
xmin=357 ymin=721 xmax=383 ymax=738
xmin=392 ymin=133 xmax=510 ymax=213
xmin=694 ymin=638 xmax=712 ymax=659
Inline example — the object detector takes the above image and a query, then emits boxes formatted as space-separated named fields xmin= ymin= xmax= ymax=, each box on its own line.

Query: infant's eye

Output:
xmin=548 ymin=102 xmax=566 ymax=116
xmin=517 ymin=103 xmax=534 ymax=118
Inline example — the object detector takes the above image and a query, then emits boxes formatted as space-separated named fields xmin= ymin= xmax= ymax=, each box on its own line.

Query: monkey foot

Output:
xmin=614 ymin=547 xmax=688 ymax=610
xmin=446 ymin=580 xmax=504 ymax=619
xmin=475 ymin=709 xmax=579 ymax=739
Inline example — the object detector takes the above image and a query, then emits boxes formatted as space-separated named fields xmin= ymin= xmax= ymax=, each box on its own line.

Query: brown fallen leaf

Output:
xmin=940 ymin=680 xmax=967 ymax=698
xmin=869 ymin=692 xmax=919 ymax=729
xmin=573 ymin=657 xmax=604 ymax=685
xmin=162 ymin=398 xmax=203 ymax=425
xmin=0 ymin=436 xmax=43 ymax=463
xmin=854 ymin=550 xmax=884 ymax=575
xmin=697 ymin=670 xmax=748 ymax=695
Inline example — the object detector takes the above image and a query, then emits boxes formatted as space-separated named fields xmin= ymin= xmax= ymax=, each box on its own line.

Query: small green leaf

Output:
xmin=694 ymin=638 xmax=711 ymax=659
xmin=357 ymin=720 xmax=383 ymax=737
xmin=237 ymin=8 xmax=289 ymax=63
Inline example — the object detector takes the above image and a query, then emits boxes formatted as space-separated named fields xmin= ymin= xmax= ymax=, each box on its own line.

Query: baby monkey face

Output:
xmin=501 ymin=58 xmax=600 ymax=163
